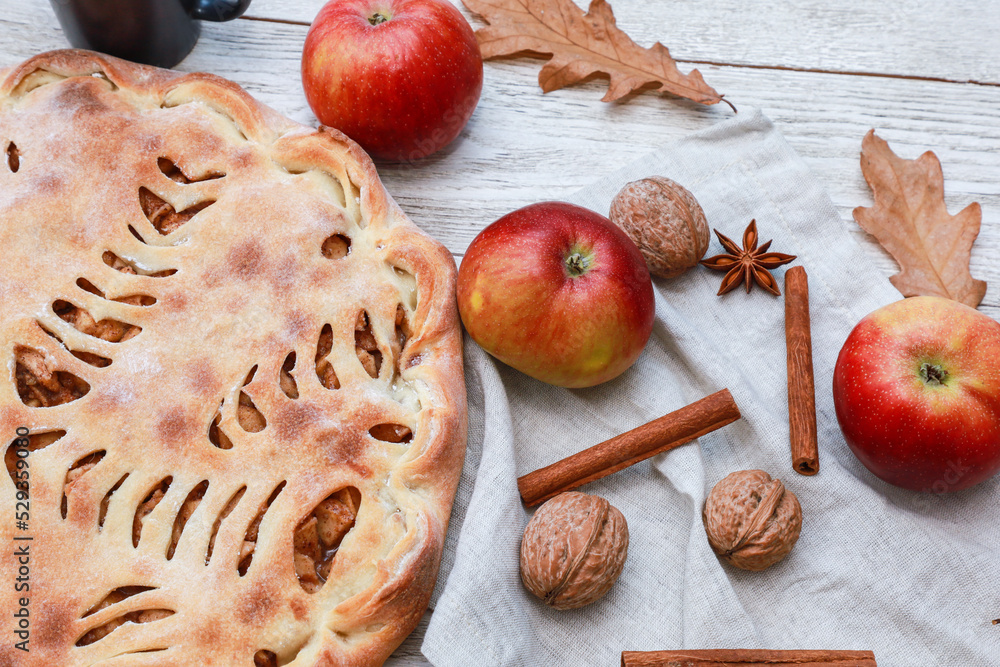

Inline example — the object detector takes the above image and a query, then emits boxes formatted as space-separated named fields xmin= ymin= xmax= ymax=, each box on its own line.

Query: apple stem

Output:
xmin=920 ymin=362 xmax=948 ymax=386
xmin=565 ymin=252 xmax=590 ymax=277
xmin=368 ymin=11 xmax=390 ymax=25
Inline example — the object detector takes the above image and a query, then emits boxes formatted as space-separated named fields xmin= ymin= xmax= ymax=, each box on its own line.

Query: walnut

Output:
xmin=519 ymin=491 xmax=628 ymax=610
xmin=609 ymin=176 xmax=709 ymax=278
xmin=703 ymin=470 xmax=802 ymax=571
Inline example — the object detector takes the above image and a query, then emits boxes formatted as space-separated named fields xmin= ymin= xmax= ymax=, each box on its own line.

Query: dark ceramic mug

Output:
xmin=50 ymin=0 xmax=252 ymax=68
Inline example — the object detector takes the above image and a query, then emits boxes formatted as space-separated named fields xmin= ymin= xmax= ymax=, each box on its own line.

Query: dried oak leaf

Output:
xmin=462 ymin=0 xmax=731 ymax=108
xmin=853 ymin=130 xmax=986 ymax=307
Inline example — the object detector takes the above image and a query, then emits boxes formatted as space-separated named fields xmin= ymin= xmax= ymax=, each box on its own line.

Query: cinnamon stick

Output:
xmin=621 ymin=649 xmax=877 ymax=666
xmin=517 ymin=389 xmax=741 ymax=506
xmin=784 ymin=266 xmax=819 ymax=476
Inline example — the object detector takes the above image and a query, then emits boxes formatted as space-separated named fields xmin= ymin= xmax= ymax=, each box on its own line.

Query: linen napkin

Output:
xmin=422 ymin=108 xmax=1000 ymax=666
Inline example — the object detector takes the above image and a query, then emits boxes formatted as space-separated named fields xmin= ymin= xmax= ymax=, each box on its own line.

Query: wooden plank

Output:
xmin=243 ymin=0 xmax=1000 ymax=84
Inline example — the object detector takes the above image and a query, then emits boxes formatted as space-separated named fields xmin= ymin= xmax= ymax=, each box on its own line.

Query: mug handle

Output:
xmin=189 ymin=0 xmax=252 ymax=21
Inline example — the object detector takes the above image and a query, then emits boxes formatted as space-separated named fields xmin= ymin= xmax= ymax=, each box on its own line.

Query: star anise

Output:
xmin=700 ymin=220 xmax=796 ymax=296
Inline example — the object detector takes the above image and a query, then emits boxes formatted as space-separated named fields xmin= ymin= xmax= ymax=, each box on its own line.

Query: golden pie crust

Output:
xmin=0 ymin=50 xmax=466 ymax=666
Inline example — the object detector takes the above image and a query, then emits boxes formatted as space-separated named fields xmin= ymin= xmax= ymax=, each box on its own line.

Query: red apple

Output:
xmin=301 ymin=0 xmax=483 ymax=161
xmin=832 ymin=296 xmax=1000 ymax=493
xmin=457 ymin=202 xmax=655 ymax=388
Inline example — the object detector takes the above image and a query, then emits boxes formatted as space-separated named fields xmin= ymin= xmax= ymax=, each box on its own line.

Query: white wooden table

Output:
xmin=4 ymin=0 xmax=999 ymax=663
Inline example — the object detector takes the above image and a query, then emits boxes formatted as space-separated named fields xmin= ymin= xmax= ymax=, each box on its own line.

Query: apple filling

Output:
xmin=62 ymin=451 xmax=106 ymax=520
xmin=76 ymin=277 xmax=157 ymax=307
xmin=6 ymin=141 xmax=19 ymax=172
xmin=315 ymin=324 xmax=340 ymax=390
xmin=14 ymin=344 xmax=90 ymax=407
xmin=279 ymin=352 xmax=299 ymax=399
xmin=77 ymin=586 xmax=173 ymax=647
xmin=102 ymin=250 xmax=177 ymax=277
xmin=355 ymin=311 xmax=381 ymax=379
xmin=237 ymin=391 xmax=266 ymax=432
xmin=238 ymin=482 xmax=287 ymax=576
xmin=206 ymin=486 xmax=246 ymax=563
xmin=138 ymin=187 xmax=215 ymax=236
xmin=314 ymin=305 xmax=410 ymax=389
xmin=237 ymin=366 xmax=266 ymax=433
xmin=393 ymin=304 xmax=410 ymax=365
xmin=67 ymin=350 xmax=112 ymax=368
xmin=167 ymin=481 xmax=209 ymax=560
xmin=53 ymin=299 xmax=141 ymax=343
xmin=293 ymin=487 xmax=361 ymax=593
xmin=62 ymin=452 xmax=108 ymax=517
xmin=208 ymin=411 xmax=233 ymax=449
xmin=207 ymin=398 xmax=265 ymax=448
xmin=132 ymin=477 xmax=173 ymax=547
xmin=156 ymin=157 xmax=225 ymax=184
xmin=369 ymin=424 xmax=412 ymax=443
xmin=254 ymin=650 xmax=277 ymax=667
xmin=98 ymin=474 xmax=129 ymax=530
xmin=208 ymin=368 xmax=268 ymax=449
xmin=5 ymin=430 xmax=65 ymax=485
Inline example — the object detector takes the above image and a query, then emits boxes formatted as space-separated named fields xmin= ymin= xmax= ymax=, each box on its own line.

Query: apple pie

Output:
xmin=0 ymin=49 xmax=466 ymax=666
